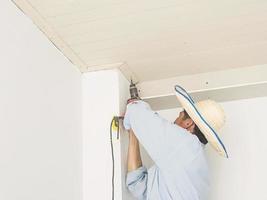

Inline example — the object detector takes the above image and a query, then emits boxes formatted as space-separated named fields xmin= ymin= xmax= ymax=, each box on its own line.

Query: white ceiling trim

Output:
xmin=82 ymin=62 xmax=139 ymax=82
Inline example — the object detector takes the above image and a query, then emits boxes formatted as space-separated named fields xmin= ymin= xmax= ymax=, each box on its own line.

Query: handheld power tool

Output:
xmin=129 ymin=79 xmax=140 ymax=100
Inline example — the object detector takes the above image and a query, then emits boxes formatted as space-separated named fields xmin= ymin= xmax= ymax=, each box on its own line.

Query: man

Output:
xmin=123 ymin=85 xmax=228 ymax=200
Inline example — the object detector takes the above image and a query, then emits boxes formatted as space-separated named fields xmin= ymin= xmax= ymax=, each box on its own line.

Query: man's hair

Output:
xmin=183 ymin=110 xmax=208 ymax=145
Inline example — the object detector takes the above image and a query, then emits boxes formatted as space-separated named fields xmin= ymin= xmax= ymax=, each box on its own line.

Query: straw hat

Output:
xmin=175 ymin=85 xmax=228 ymax=158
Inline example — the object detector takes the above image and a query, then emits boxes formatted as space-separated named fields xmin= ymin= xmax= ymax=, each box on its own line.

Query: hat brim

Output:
xmin=175 ymin=85 xmax=228 ymax=158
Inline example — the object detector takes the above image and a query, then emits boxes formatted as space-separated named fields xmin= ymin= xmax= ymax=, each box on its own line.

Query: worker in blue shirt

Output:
xmin=123 ymin=85 xmax=228 ymax=200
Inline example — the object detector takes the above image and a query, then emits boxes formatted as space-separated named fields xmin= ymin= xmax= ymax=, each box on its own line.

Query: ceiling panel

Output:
xmin=13 ymin=0 xmax=267 ymax=81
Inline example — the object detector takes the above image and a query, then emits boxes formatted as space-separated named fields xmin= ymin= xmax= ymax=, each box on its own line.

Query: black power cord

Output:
xmin=110 ymin=116 xmax=123 ymax=200
xmin=110 ymin=118 xmax=115 ymax=200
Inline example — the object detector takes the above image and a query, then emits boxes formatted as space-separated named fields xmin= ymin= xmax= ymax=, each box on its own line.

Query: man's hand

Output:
xmin=120 ymin=99 xmax=138 ymax=119
xmin=127 ymin=98 xmax=139 ymax=105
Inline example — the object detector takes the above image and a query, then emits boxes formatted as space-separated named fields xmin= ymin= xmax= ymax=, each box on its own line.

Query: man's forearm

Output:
xmin=127 ymin=129 xmax=142 ymax=172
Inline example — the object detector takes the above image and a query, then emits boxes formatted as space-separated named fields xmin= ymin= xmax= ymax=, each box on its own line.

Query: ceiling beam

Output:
xmin=139 ymin=64 xmax=267 ymax=110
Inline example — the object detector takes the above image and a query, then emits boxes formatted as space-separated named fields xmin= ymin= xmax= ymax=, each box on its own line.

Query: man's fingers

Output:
xmin=127 ymin=98 xmax=138 ymax=104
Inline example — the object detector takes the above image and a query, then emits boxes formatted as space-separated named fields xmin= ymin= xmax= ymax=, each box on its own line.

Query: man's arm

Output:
xmin=124 ymin=100 xmax=198 ymax=170
xmin=126 ymin=129 xmax=148 ymax=200
xmin=127 ymin=129 xmax=142 ymax=172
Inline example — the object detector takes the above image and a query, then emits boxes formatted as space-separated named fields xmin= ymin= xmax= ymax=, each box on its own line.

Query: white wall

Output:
xmin=156 ymin=97 xmax=267 ymax=200
xmin=82 ymin=70 xmax=130 ymax=200
xmin=0 ymin=1 xmax=82 ymax=200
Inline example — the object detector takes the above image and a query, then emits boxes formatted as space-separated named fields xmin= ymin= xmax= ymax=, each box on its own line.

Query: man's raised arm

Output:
xmin=123 ymin=100 xmax=191 ymax=169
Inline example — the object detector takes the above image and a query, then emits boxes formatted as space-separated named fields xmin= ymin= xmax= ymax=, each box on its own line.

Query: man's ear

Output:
xmin=185 ymin=119 xmax=195 ymax=133
xmin=184 ymin=118 xmax=194 ymax=128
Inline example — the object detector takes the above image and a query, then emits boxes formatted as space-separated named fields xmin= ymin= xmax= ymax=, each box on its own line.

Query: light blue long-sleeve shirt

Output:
xmin=123 ymin=101 xmax=210 ymax=200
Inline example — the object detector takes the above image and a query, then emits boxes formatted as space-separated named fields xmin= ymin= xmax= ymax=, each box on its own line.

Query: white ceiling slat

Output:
xmin=46 ymin=0 xmax=191 ymax=27
xmin=57 ymin=7 xmax=194 ymax=39
xmin=31 ymin=0 xmax=191 ymax=18
xmin=28 ymin=0 xmax=125 ymax=17
xmin=55 ymin=0 xmax=265 ymax=32
xmin=55 ymin=3 xmax=267 ymax=46
xmin=71 ymin=19 xmax=267 ymax=56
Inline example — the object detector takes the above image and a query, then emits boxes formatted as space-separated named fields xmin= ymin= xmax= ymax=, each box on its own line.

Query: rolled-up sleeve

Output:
xmin=123 ymin=101 xmax=198 ymax=169
xmin=126 ymin=166 xmax=148 ymax=200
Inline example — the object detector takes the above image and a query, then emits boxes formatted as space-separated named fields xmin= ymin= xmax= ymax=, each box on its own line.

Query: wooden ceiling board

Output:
xmin=12 ymin=0 xmax=267 ymax=81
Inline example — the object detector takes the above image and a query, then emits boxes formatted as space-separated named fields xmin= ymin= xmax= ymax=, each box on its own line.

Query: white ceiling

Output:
xmin=13 ymin=0 xmax=267 ymax=82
